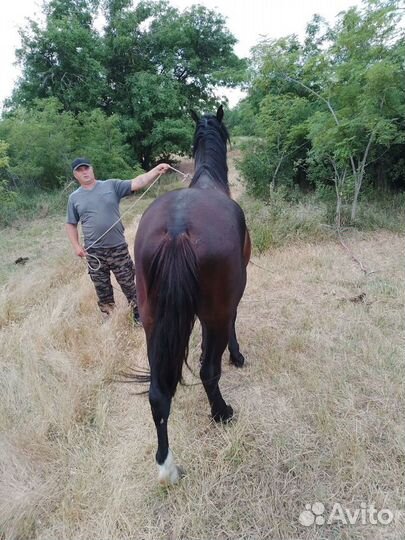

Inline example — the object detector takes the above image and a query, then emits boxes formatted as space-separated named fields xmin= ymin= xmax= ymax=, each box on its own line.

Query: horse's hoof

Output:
xmin=230 ymin=353 xmax=245 ymax=368
xmin=212 ymin=404 xmax=234 ymax=424
xmin=158 ymin=450 xmax=181 ymax=486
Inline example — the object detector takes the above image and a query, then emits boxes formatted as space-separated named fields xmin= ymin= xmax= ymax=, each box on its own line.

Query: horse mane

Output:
xmin=190 ymin=114 xmax=230 ymax=190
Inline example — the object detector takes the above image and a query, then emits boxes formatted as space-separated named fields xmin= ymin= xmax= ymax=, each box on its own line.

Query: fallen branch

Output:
xmin=249 ymin=259 xmax=271 ymax=273
xmin=337 ymin=230 xmax=378 ymax=276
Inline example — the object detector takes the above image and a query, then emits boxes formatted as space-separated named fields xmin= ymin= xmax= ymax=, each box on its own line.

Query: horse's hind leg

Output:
xmin=200 ymin=324 xmax=233 ymax=422
xmin=228 ymin=311 xmax=245 ymax=368
xmin=199 ymin=324 xmax=207 ymax=365
xmin=149 ymin=376 xmax=181 ymax=486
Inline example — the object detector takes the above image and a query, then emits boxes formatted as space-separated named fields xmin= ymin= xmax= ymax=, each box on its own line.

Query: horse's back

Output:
xmin=136 ymin=187 xmax=247 ymax=261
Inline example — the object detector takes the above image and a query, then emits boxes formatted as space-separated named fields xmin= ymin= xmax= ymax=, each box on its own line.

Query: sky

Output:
xmin=0 ymin=0 xmax=364 ymax=108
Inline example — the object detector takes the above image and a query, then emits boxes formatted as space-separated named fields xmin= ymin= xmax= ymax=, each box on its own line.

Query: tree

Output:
xmin=326 ymin=2 xmax=405 ymax=219
xmin=143 ymin=3 xmax=244 ymax=103
xmin=237 ymin=35 xmax=318 ymax=198
xmin=257 ymin=94 xmax=312 ymax=192
xmin=8 ymin=0 xmax=246 ymax=169
xmin=9 ymin=0 xmax=106 ymax=113
xmin=238 ymin=0 xmax=405 ymax=222
xmin=102 ymin=0 xmax=246 ymax=167
xmin=226 ymin=99 xmax=257 ymax=137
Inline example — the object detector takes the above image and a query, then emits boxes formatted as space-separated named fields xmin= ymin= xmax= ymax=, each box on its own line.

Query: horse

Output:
xmin=134 ymin=105 xmax=251 ymax=485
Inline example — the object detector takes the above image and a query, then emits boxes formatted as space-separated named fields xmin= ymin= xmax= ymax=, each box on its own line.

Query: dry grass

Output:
xmin=0 ymin=165 xmax=404 ymax=539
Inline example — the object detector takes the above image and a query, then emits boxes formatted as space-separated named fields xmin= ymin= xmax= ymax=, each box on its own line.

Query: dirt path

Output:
xmin=0 ymin=157 xmax=404 ymax=540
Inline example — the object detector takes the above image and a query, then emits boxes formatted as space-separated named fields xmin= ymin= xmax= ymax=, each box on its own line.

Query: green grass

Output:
xmin=241 ymin=190 xmax=405 ymax=254
xmin=0 ymin=188 xmax=70 ymax=228
xmin=2 ymin=171 xmax=404 ymax=273
xmin=241 ymin=193 xmax=332 ymax=253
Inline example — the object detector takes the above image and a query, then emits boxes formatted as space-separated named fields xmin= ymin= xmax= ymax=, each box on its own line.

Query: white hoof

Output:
xmin=158 ymin=449 xmax=180 ymax=486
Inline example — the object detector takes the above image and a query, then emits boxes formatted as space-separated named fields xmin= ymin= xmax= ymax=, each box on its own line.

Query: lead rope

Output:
xmin=85 ymin=166 xmax=191 ymax=272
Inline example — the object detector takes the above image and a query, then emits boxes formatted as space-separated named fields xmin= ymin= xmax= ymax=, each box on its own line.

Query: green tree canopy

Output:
xmin=0 ymin=98 xmax=134 ymax=189
xmin=6 ymin=0 xmax=246 ymax=170
xmin=10 ymin=0 xmax=106 ymax=113
xmin=236 ymin=0 xmax=405 ymax=221
xmin=101 ymin=0 xmax=245 ymax=166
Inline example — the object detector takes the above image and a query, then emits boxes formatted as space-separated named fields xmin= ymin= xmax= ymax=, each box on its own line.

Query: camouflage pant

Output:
xmin=86 ymin=243 xmax=137 ymax=313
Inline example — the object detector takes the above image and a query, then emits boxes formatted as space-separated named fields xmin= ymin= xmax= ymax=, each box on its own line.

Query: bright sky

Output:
xmin=0 ymin=0 xmax=363 ymax=108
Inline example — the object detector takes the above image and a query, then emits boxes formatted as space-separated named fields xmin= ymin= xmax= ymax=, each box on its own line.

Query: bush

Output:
xmin=72 ymin=110 xmax=136 ymax=180
xmin=236 ymin=140 xmax=273 ymax=200
xmin=0 ymin=100 xmax=76 ymax=189
xmin=0 ymin=99 xmax=136 ymax=191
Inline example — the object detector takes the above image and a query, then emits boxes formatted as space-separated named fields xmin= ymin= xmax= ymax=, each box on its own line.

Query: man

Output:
xmin=65 ymin=157 xmax=170 ymax=321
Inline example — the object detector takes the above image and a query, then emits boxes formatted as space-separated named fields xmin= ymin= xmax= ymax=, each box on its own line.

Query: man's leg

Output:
xmin=109 ymin=244 xmax=139 ymax=320
xmin=87 ymin=250 xmax=115 ymax=314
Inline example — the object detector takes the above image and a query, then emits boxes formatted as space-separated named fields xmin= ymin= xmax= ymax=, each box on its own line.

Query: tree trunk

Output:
xmin=351 ymin=179 xmax=361 ymax=222
xmin=331 ymin=160 xmax=346 ymax=230
xmin=271 ymin=155 xmax=284 ymax=193
xmin=350 ymin=133 xmax=374 ymax=221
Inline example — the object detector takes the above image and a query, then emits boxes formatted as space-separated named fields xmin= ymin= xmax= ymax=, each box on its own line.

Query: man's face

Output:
xmin=73 ymin=165 xmax=96 ymax=186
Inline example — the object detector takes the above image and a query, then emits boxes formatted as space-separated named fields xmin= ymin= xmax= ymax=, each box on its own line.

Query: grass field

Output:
xmin=0 ymin=162 xmax=404 ymax=539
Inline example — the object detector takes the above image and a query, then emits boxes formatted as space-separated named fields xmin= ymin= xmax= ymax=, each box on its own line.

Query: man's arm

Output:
xmin=131 ymin=163 xmax=170 ymax=192
xmin=65 ymin=223 xmax=86 ymax=257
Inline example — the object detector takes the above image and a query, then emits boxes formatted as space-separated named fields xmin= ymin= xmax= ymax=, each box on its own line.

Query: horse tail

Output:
xmin=148 ymin=232 xmax=199 ymax=397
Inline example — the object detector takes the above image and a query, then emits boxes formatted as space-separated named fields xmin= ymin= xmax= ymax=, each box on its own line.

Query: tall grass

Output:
xmin=241 ymin=189 xmax=405 ymax=254
xmin=241 ymin=192 xmax=330 ymax=253
xmin=0 ymin=188 xmax=71 ymax=228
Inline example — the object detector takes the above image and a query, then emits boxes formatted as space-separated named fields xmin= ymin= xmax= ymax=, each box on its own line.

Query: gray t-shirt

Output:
xmin=66 ymin=179 xmax=132 ymax=249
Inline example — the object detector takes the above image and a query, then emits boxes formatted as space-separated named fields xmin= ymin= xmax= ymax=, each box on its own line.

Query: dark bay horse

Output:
xmin=134 ymin=106 xmax=251 ymax=485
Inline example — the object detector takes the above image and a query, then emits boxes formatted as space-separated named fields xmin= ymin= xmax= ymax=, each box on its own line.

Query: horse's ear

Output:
xmin=190 ymin=110 xmax=199 ymax=124
xmin=216 ymin=105 xmax=224 ymax=123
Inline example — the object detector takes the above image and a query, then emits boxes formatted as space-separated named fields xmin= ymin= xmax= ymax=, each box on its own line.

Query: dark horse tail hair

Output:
xmin=146 ymin=231 xmax=199 ymax=397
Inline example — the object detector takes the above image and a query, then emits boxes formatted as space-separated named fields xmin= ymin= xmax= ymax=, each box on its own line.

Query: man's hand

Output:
xmin=74 ymin=245 xmax=87 ymax=258
xmin=131 ymin=163 xmax=171 ymax=192
xmin=66 ymin=223 xmax=86 ymax=257
xmin=153 ymin=163 xmax=170 ymax=175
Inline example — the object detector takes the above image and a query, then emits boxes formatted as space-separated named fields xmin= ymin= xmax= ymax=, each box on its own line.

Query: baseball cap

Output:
xmin=71 ymin=157 xmax=92 ymax=172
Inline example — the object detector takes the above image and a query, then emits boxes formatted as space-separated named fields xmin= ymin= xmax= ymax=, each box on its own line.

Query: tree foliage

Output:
xmin=235 ymin=0 xmax=405 ymax=222
xmin=0 ymin=98 xmax=134 ymax=189
xmin=11 ymin=0 xmax=106 ymax=113
xmin=4 ymin=0 xmax=245 ymax=173
xmin=101 ymin=0 xmax=244 ymax=167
